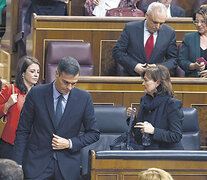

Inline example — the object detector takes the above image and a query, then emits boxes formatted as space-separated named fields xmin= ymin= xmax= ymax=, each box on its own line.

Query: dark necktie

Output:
xmin=145 ymin=33 xmax=154 ymax=61
xmin=56 ymin=95 xmax=63 ymax=125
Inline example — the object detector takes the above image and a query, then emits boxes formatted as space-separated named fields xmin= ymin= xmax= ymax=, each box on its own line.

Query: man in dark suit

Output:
xmin=113 ymin=2 xmax=178 ymax=76
xmin=25 ymin=0 xmax=68 ymax=25
xmin=13 ymin=56 xmax=100 ymax=180
xmin=141 ymin=0 xmax=185 ymax=17
xmin=18 ymin=0 xmax=69 ymax=59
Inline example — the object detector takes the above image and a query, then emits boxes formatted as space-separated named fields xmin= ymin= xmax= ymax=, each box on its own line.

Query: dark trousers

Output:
xmin=0 ymin=138 xmax=14 ymax=159
xmin=25 ymin=158 xmax=65 ymax=180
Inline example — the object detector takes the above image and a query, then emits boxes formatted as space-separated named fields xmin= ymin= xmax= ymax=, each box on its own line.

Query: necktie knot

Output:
xmin=58 ymin=94 xmax=63 ymax=101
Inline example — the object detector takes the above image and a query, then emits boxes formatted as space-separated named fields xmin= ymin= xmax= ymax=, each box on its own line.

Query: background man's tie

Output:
xmin=145 ymin=33 xmax=154 ymax=61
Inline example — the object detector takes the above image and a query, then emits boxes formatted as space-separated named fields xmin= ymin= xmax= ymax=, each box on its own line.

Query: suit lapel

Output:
xmin=195 ymin=32 xmax=200 ymax=58
xmin=45 ymin=83 xmax=57 ymax=129
xmin=56 ymin=88 xmax=76 ymax=129
xmin=170 ymin=5 xmax=174 ymax=17
xmin=139 ymin=21 xmax=148 ymax=62
xmin=148 ymin=29 xmax=162 ymax=63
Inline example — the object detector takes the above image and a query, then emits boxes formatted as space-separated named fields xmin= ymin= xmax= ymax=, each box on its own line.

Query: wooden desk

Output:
xmin=90 ymin=150 xmax=207 ymax=180
xmin=30 ymin=15 xmax=196 ymax=81
xmin=76 ymin=76 xmax=207 ymax=149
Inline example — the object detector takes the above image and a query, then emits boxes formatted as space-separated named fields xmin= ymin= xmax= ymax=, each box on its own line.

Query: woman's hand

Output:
xmin=198 ymin=69 xmax=207 ymax=78
xmin=127 ymin=107 xmax=136 ymax=118
xmin=93 ymin=0 xmax=100 ymax=6
xmin=3 ymin=94 xmax=18 ymax=113
xmin=189 ymin=62 xmax=205 ymax=71
xmin=134 ymin=121 xmax=155 ymax=134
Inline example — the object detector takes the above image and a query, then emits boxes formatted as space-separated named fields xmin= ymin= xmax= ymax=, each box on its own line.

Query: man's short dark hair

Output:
xmin=57 ymin=56 xmax=80 ymax=76
xmin=0 ymin=159 xmax=23 ymax=180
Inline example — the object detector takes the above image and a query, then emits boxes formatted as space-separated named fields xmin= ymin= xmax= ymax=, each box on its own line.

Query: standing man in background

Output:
xmin=18 ymin=0 xmax=69 ymax=58
xmin=113 ymin=2 xmax=178 ymax=76
xmin=25 ymin=0 xmax=69 ymax=26
xmin=13 ymin=56 xmax=100 ymax=180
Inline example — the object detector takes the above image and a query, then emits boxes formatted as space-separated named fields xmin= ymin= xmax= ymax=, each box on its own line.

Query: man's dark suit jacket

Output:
xmin=25 ymin=0 xmax=68 ymax=25
xmin=141 ymin=4 xmax=185 ymax=17
xmin=113 ymin=20 xmax=178 ymax=76
xmin=13 ymin=83 xmax=100 ymax=179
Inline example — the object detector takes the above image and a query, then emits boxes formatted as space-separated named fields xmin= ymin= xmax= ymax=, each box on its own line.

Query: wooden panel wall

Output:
xmin=30 ymin=16 xmax=196 ymax=81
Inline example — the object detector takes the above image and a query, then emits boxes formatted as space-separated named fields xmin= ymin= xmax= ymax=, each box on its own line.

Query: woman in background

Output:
xmin=84 ymin=0 xmax=139 ymax=16
xmin=0 ymin=56 xmax=40 ymax=159
xmin=127 ymin=65 xmax=184 ymax=150
xmin=179 ymin=6 xmax=207 ymax=77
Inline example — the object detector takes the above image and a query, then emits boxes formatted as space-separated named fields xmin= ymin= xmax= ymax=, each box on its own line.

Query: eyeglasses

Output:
xmin=193 ymin=20 xmax=206 ymax=25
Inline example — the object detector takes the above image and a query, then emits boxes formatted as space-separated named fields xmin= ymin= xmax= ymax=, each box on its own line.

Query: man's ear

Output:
xmin=145 ymin=12 xmax=148 ymax=19
xmin=55 ymin=70 xmax=59 ymax=79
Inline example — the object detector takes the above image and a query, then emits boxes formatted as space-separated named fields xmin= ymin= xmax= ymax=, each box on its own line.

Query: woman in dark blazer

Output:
xmin=179 ymin=7 xmax=207 ymax=77
xmin=127 ymin=65 xmax=184 ymax=150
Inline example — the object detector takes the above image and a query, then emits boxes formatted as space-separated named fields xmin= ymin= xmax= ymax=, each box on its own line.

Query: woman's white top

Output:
xmin=93 ymin=0 xmax=121 ymax=17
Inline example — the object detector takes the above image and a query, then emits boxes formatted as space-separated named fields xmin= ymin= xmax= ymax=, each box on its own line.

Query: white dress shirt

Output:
xmin=144 ymin=20 xmax=158 ymax=47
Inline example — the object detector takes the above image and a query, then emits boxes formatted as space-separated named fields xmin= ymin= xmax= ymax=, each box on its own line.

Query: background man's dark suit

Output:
xmin=25 ymin=0 xmax=68 ymax=25
xmin=13 ymin=83 xmax=100 ymax=179
xmin=113 ymin=20 xmax=178 ymax=76
xmin=141 ymin=4 xmax=185 ymax=17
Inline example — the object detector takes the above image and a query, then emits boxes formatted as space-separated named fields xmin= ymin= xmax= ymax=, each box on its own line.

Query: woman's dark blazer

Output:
xmin=179 ymin=32 xmax=201 ymax=77
xmin=133 ymin=98 xmax=184 ymax=150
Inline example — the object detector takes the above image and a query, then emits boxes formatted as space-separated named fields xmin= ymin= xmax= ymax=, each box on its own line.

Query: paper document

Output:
xmin=93 ymin=0 xmax=120 ymax=17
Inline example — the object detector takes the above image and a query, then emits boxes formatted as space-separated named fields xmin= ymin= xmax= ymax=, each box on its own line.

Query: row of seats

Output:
xmin=80 ymin=105 xmax=200 ymax=178
xmin=44 ymin=41 xmax=185 ymax=82
xmin=45 ymin=41 xmax=93 ymax=83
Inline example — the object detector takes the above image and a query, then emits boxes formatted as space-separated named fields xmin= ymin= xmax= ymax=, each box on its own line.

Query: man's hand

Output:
xmin=52 ymin=134 xmax=70 ymax=150
xmin=147 ymin=64 xmax=156 ymax=68
xmin=134 ymin=63 xmax=147 ymax=75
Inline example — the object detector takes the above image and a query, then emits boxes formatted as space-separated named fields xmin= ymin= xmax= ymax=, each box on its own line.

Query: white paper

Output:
xmin=93 ymin=0 xmax=107 ymax=17
xmin=104 ymin=0 xmax=120 ymax=9
xmin=93 ymin=0 xmax=121 ymax=17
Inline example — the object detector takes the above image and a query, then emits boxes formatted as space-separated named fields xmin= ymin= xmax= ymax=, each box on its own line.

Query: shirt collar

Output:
xmin=144 ymin=20 xmax=157 ymax=36
xmin=53 ymin=81 xmax=69 ymax=101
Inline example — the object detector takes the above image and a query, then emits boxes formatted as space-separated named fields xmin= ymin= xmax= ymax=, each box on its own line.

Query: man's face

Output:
xmin=55 ymin=70 xmax=79 ymax=95
xmin=145 ymin=9 xmax=167 ymax=33
xmin=158 ymin=0 xmax=172 ymax=8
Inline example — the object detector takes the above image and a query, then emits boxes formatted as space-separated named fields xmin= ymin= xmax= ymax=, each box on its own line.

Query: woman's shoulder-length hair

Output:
xmin=141 ymin=65 xmax=173 ymax=97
